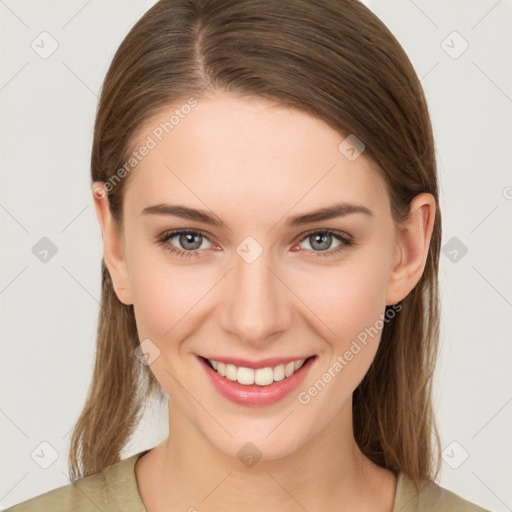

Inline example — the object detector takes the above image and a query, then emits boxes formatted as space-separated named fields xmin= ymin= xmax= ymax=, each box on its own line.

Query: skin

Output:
xmin=93 ymin=91 xmax=435 ymax=512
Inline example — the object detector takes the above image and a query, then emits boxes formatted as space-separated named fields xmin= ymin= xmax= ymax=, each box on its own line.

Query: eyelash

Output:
xmin=156 ymin=228 xmax=355 ymax=259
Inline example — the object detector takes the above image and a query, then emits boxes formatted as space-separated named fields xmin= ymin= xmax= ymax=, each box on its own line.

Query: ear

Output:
xmin=92 ymin=182 xmax=133 ymax=305
xmin=385 ymin=193 xmax=436 ymax=306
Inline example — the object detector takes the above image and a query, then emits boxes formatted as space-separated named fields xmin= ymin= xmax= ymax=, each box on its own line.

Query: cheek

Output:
xmin=291 ymin=256 xmax=392 ymax=402
xmin=127 ymin=244 xmax=202 ymax=340
xmin=128 ymin=231 xmax=392 ymax=351
xmin=292 ymin=255 xmax=390 ymax=342
xmin=293 ymin=262 xmax=390 ymax=410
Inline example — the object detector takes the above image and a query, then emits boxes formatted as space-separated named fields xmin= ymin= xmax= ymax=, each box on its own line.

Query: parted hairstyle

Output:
xmin=69 ymin=0 xmax=443 ymax=492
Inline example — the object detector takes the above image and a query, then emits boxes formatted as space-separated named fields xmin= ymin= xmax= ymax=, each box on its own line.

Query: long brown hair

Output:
xmin=69 ymin=0 xmax=443 ymax=492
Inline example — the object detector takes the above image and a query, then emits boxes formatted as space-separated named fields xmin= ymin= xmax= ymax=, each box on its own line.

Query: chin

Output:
xmin=199 ymin=415 xmax=317 ymax=466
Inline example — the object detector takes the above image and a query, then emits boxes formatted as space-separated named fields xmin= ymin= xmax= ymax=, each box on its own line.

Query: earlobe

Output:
xmin=92 ymin=182 xmax=134 ymax=305
xmin=385 ymin=193 xmax=436 ymax=306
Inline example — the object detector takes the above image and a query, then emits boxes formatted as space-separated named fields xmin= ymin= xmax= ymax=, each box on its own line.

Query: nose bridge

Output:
xmin=220 ymin=237 xmax=290 ymax=343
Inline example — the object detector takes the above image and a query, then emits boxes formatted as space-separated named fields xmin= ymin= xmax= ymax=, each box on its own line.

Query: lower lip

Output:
xmin=198 ymin=355 xmax=316 ymax=407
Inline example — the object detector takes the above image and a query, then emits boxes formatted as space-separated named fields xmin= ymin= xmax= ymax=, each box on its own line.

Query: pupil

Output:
xmin=181 ymin=233 xmax=201 ymax=250
xmin=312 ymin=233 xmax=330 ymax=250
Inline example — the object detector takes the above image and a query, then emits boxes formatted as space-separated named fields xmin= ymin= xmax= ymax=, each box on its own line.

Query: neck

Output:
xmin=135 ymin=399 xmax=396 ymax=512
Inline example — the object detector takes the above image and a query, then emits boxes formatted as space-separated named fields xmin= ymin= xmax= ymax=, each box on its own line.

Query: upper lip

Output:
xmin=199 ymin=355 xmax=315 ymax=370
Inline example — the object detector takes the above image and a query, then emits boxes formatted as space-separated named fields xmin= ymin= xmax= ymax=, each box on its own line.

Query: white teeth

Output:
xmin=238 ymin=366 xmax=255 ymax=385
xmin=254 ymin=367 xmax=274 ymax=386
xmin=207 ymin=358 xmax=307 ymax=386
xmin=273 ymin=364 xmax=285 ymax=382
xmin=225 ymin=364 xmax=238 ymax=381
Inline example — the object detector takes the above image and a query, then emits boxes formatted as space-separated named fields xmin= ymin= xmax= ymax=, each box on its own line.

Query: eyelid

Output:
xmin=157 ymin=227 xmax=355 ymax=260
xmin=157 ymin=227 xmax=353 ymax=245
xmin=158 ymin=228 xmax=217 ymax=248
xmin=296 ymin=227 xmax=353 ymax=242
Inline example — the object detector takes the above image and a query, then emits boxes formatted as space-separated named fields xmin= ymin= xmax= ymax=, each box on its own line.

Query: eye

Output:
xmin=156 ymin=228 xmax=355 ymax=259
xmin=156 ymin=229 xmax=214 ymax=259
xmin=294 ymin=229 xmax=355 ymax=258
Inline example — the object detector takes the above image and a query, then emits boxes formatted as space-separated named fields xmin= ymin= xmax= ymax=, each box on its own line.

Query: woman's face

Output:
xmin=94 ymin=92 xmax=422 ymax=461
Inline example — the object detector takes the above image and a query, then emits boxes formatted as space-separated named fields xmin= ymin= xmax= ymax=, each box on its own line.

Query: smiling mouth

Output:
xmin=199 ymin=355 xmax=316 ymax=387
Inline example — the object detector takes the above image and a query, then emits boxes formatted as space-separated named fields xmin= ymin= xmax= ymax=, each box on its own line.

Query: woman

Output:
xmin=5 ymin=0 xmax=492 ymax=510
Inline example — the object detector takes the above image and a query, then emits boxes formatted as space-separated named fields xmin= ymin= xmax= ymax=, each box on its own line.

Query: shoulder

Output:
xmin=394 ymin=472 xmax=493 ymax=512
xmin=2 ymin=471 xmax=108 ymax=511
xmin=2 ymin=451 xmax=148 ymax=512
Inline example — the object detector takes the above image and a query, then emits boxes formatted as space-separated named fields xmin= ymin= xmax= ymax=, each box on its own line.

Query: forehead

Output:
xmin=124 ymin=92 xmax=390 ymax=220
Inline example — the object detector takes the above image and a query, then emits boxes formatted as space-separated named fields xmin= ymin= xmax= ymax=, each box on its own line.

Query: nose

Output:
xmin=218 ymin=244 xmax=292 ymax=347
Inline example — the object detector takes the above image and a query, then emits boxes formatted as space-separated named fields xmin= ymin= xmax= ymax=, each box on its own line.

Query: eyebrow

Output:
xmin=140 ymin=202 xmax=374 ymax=227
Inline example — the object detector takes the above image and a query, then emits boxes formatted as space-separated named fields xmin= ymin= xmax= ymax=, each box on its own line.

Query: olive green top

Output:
xmin=3 ymin=449 xmax=492 ymax=511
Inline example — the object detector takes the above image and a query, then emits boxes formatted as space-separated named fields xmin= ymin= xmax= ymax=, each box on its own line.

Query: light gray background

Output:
xmin=0 ymin=1 xmax=510 ymax=510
